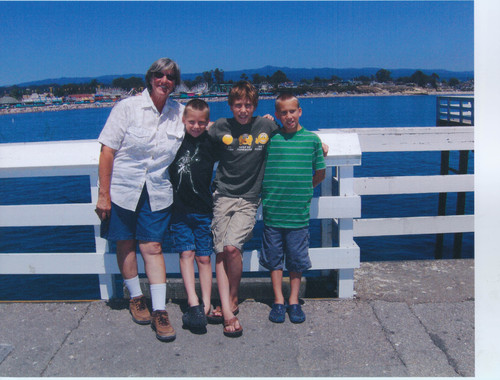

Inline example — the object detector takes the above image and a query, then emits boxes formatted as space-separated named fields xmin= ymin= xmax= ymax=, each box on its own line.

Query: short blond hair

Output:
xmin=275 ymin=92 xmax=300 ymax=111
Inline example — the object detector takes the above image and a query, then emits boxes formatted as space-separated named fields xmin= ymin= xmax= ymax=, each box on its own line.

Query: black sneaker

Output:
xmin=182 ymin=304 xmax=208 ymax=329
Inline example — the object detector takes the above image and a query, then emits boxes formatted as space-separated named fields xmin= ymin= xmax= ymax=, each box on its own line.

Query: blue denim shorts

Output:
xmin=103 ymin=186 xmax=171 ymax=243
xmin=259 ymin=225 xmax=311 ymax=273
xmin=170 ymin=210 xmax=213 ymax=256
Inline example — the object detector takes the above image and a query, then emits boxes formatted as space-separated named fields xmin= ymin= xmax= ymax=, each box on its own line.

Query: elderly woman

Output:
xmin=95 ymin=58 xmax=184 ymax=342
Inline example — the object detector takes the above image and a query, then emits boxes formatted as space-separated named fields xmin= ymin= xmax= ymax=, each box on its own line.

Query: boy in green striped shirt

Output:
xmin=260 ymin=93 xmax=326 ymax=324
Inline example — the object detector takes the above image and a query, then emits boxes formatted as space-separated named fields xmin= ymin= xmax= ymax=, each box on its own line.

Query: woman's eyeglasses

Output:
xmin=153 ymin=72 xmax=176 ymax=81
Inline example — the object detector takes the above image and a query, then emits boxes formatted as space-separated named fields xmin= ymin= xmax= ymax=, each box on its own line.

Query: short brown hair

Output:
xmin=275 ymin=92 xmax=300 ymax=111
xmin=184 ymin=98 xmax=210 ymax=119
xmin=228 ymin=81 xmax=259 ymax=107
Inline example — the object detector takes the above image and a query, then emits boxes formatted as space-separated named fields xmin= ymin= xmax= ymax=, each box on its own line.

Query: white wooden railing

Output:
xmin=319 ymin=126 xmax=474 ymax=239
xmin=436 ymin=96 xmax=474 ymax=126
xmin=0 ymin=133 xmax=362 ymax=299
xmin=0 ymin=127 xmax=474 ymax=300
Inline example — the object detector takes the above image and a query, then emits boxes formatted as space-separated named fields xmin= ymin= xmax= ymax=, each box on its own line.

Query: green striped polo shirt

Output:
xmin=262 ymin=127 xmax=326 ymax=228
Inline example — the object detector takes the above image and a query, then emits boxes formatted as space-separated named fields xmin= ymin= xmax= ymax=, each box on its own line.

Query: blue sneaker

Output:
xmin=287 ymin=304 xmax=306 ymax=323
xmin=269 ymin=303 xmax=286 ymax=323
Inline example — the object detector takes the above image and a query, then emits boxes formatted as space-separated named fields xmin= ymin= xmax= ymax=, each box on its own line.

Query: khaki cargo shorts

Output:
xmin=211 ymin=192 xmax=260 ymax=254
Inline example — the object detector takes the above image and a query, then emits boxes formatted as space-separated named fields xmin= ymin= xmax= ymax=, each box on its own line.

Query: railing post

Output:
xmin=90 ymin=170 xmax=115 ymax=300
xmin=435 ymin=150 xmax=449 ymax=259
xmin=321 ymin=166 xmax=334 ymax=248
xmin=453 ymin=150 xmax=470 ymax=258
xmin=435 ymin=96 xmax=473 ymax=259
xmin=336 ymin=165 xmax=356 ymax=298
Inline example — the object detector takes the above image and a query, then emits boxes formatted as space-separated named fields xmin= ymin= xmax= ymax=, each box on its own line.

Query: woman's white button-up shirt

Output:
xmin=98 ymin=89 xmax=185 ymax=212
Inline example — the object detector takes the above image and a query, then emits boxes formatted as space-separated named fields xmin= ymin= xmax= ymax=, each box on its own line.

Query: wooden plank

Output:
xmin=0 ymin=140 xmax=101 ymax=170
xmin=353 ymin=215 xmax=474 ymax=237
xmin=0 ymin=203 xmax=99 ymax=227
xmin=354 ymin=174 xmax=474 ymax=195
xmin=315 ymin=132 xmax=362 ymax=166
xmin=255 ymin=195 xmax=361 ymax=220
xmin=0 ymin=166 xmax=96 ymax=179
xmin=318 ymin=127 xmax=474 ymax=152
xmin=0 ymin=246 xmax=360 ymax=275
xmin=0 ymin=252 xmax=108 ymax=274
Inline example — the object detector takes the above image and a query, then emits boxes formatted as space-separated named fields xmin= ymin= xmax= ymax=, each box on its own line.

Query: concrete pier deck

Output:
xmin=0 ymin=259 xmax=474 ymax=377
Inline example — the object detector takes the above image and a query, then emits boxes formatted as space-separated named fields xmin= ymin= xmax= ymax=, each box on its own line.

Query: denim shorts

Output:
xmin=170 ymin=210 xmax=213 ymax=256
xmin=259 ymin=225 xmax=311 ymax=273
xmin=103 ymin=186 xmax=171 ymax=243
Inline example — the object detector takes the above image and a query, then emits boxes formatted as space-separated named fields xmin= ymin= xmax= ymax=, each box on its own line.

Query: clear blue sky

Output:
xmin=0 ymin=1 xmax=474 ymax=86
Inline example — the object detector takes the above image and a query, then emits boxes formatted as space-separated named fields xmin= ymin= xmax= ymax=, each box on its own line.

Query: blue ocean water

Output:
xmin=0 ymin=95 xmax=474 ymax=300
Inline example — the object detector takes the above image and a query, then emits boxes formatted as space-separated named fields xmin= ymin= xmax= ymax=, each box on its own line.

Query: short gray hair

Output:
xmin=145 ymin=57 xmax=181 ymax=91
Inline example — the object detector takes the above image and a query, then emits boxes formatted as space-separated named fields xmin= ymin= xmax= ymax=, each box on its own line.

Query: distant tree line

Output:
xmin=1 ymin=68 xmax=471 ymax=100
xmin=352 ymin=69 xmax=462 ymax=90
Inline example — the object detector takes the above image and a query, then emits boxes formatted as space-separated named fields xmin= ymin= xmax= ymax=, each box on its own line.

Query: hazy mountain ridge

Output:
xmin=16 ymin=66 xmax=474 ymax=87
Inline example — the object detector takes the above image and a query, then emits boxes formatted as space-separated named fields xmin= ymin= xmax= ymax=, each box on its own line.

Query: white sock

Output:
xmin=150 ymin=283 xmax=167 ymax=311
xmin=124 ymin=275 xmax=142 ymax=298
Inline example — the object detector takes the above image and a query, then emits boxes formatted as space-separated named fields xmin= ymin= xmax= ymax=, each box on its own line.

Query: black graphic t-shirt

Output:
xmin=208 ymin=116 xmax=279 ymax=200
xmin=169 ymin=132 xmax=218 ymax=214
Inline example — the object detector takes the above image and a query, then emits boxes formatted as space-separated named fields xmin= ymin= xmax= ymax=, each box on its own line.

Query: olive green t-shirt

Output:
xmin=208 ymin=116 xmax=279 ymax=200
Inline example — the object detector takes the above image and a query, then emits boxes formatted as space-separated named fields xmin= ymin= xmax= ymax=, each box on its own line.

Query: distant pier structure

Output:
xmin=435 ymin=95 xmax=474 ymax=259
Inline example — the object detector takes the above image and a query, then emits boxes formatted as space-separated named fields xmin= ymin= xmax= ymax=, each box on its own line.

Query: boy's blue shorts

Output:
xmin=259 ymin=225 xmax=311 ymax=273
xmin=170 ymin=210 xmax=213 ymax=256
xmin=103 ymin=186 xmax=171 ymax=243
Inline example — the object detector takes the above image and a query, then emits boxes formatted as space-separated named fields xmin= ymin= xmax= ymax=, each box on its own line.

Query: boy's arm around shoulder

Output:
xmin=313 ymin=169 xmax=326 ymax=188
xmin=313 ymin=132 xmax=327 ymax=188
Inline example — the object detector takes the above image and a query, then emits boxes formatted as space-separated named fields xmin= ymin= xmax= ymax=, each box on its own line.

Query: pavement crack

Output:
xmin=409 ymin=304 xmax=462 ymax=376
xmin=40 ymin=303 xmax=91 ymax=377
xmin=368 ymin=301 xmax=408 ymax=370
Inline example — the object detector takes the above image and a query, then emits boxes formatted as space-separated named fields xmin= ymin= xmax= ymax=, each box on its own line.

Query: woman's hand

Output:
xmin=95 ymin=193 xmax=111 ymax=221
xmin=96 ymin=144 xmax=116 ymax=221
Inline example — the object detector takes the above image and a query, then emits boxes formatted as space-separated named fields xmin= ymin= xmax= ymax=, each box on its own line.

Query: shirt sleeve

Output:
xmin=97 ymin=100 xmax=130 ymax=150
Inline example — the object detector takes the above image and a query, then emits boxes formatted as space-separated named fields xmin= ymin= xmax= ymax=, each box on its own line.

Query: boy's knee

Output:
xmin=180 ymin=250 xmax=195 ymax=260
xmin=195 ymin=255 xmax=211 ymax=266
xmin=224 ymin=245 xmax=241 ymax=258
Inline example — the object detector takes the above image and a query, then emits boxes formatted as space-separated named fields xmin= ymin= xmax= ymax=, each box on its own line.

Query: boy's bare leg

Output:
xmin=288 ymin=271 xmax=302 ymax=305
xmin=139 ymin=241 xmax=166 ymax=284
xmin=179 ymin=250 xmax=199 ymax=307
xmin=195 ymin=255 xmax=212 ymax=315
xmin=270 ymin=269 xmax=285 ymax=304
xmin=223 ymin=245 xmax=242 ymax=310
xmin=215 ymin=250 xmax=242 ymax=333
xmin=116 ymin=239 xmax=138 ymax=279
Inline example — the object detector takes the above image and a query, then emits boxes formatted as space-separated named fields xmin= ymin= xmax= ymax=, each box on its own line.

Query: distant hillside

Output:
xmin=16 ymin=66 xmax=473 ymax=87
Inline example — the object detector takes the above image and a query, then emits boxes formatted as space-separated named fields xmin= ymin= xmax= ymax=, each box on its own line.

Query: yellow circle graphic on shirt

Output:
xmin=222 ymin=134 xmax=233 ymax=145
xmin=255 ymin=133 xmax=269 ymax=144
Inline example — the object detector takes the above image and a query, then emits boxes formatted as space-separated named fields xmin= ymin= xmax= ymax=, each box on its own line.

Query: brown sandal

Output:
xmin=206 ymin=306 xmax=223 ymax=324
xmin=207 ymin=305 xmax=239 ymax=324
xmin=223 ymin=316 xmax=243 ymax=337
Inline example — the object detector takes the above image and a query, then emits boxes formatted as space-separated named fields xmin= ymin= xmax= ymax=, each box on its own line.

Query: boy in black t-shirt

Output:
xmin=169 ymin=99 xmax=217 ymax=331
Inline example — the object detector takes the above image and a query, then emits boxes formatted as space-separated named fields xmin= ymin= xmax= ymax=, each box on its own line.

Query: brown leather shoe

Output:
xmin=129 ymin=295 xmax=151 ymax=325
xmin=151 ymin=310 xmax=176 ymax=342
